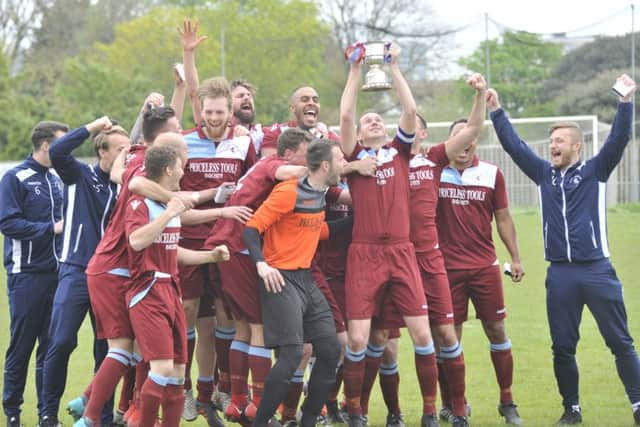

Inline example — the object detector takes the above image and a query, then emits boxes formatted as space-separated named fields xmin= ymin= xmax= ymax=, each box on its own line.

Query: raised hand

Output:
xmin=86 ymin=116 xmax=113 ymax=134
xmin=178 ymin=20 xmax=208 ymax=52
xmin=386 ymin=42 xmax=401 ymax=66
xmin=486 ymin=88 xmax=501 ymax=112
xmin=467 ymin=73 xmax=487 ymax=92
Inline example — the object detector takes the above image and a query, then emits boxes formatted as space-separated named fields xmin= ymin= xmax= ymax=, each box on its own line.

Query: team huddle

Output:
xmin=2 ymin=19 xmax=640 ymax=427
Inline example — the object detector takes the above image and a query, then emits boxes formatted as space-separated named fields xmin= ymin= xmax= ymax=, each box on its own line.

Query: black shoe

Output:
xmin=438 ymin=407 xmax=453 ymax=423
xmin=196 ymin=401 xmax=225 ymax=427
xmin=634 ymin=408 xmax=640 ymax=425
xmin=498 ymin=402 xmax=522 ymax=426
xmin=326 ymin=401 xmax=346 ymax=424
xmin=386 ymin=413 xmax=405 ymax=427
xmin=347 ymin=414 xmax=365 ymax=427
xmin=421 ymin=414 xmax=440 ymax=427
xmin=38 ymin=416 xmax=62 ymax=427
xmin=451 ymin=416 xmax=469 ymax=427
xmin=556 ymin=407 xmax=582 ymax=425
xmin=6 ymin=416 xmax=21 ymax=427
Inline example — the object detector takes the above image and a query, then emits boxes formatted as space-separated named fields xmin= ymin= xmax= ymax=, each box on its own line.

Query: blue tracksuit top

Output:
xmin=490 ymin=102 xmax=632 ymax=263
xmin=49 ymin=126 xmax=119 ymax=268
xmin=0 ymin=155 xmax=63 ymax=274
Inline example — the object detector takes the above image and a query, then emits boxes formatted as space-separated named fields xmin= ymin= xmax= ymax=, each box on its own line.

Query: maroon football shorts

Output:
xmin=87 ymin=272 xmax=134 ymax=340
xmin=447 ymin=264 xmax=506 ymax=323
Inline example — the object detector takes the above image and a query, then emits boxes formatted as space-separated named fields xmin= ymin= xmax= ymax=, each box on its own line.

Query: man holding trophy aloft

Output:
xmin=339 ymin=42 xmax=441 ymax=427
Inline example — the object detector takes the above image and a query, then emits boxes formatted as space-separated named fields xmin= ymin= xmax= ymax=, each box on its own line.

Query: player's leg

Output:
xmin=253 ymin=270 xmax=307 ymax=427
xmin=245 ymin=323 xmax=271 ymax=420
xmin=299 ymin=270 xmax=341 ymax=427
xmin=360 ymin=328 xmax=386 ymax=418
xmin=546 ymin=263 xmax=583 ymax=424
xmin=471 ymin=265 xmax=520 ymax=425
xmin=582 ymin=259 xmax=640 ymax=424
xmin=281 ymin=344 xmax=312 ymax=426
xmin=379 ymin=334 xmax=403 ymax=427
xmin=41 ymin=266 xmax=91 ymax=425
xmin=226 ymin=319 xmax=250 ymax=419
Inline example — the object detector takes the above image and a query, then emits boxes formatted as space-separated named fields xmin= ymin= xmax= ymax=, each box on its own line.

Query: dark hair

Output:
xmin=142 ymin=106 xmax=176 ymax=143
xmin=277 ymin=128 xmax=312 ymax=157
xmin=416 ymin=113 xmax=428 ymax=131
xmin=231 ymin=79 xmax=257 ymax=95
xmin=31 ymin=121 xmax=69 ymax=150
xmin=92 ymin=125 xmax=129 ymax=157
xmin=306 ymin=139 xmax=339 ymax=172
xmin=448 ymin=118 xmax=468 ymax=136
xmin=144 ymin=145 xmax=179 ymax=182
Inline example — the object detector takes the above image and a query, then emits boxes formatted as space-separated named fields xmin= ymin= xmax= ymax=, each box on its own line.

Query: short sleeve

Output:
xmin=493 ymin=169 xmax=509 ymax=211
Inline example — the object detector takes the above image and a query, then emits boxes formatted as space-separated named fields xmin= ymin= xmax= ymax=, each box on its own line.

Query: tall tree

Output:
xmin=459 ymin=31 xmax=563 ymax=117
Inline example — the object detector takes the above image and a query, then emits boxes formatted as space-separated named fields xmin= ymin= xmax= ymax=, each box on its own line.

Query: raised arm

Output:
xmin=170 ymin=64 xmax=187 ymax=123
xmin=178 ymin=244 xmax=229 ymax=265
xmin=593 ymin=74 xmax=635 ymax=181
xmin=488 ymin=88 xmax=547 ymax=183
xmin=388 ymin=42 xmax=416 ymax=135
xmin=444 ymin=73 xmax=487 ymax=160
xmin=339 ymin=54 xmax=363 ymax=158
xmin=129 ymin=92 xmax=164 ymax=146
xmin=179 ymin=19 xmax=207 ymax=126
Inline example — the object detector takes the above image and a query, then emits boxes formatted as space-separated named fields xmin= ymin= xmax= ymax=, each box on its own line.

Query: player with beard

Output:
xmin=231 ymin=79 xmax=265 ymax=156
xmin=180 ymin=23 xmax=258 ymax=422
xmin=261 ymin=86 xmax=339 ymax=157
xmin=243 ymin=140 xmax=346 ymax=427
xmin=201 ymin=128 xmax=309 ymax=424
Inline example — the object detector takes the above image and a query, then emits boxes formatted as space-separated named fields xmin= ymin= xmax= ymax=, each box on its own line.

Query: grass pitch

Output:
xmin=1 ymin=205 xmax=640 ymax=426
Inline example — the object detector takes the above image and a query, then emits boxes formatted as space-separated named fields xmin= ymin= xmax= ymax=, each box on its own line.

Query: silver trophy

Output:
xmin=362 ymin=41 xmax=392 ymax=92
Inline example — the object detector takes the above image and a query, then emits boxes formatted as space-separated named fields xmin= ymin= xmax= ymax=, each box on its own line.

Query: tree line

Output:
xmin=0 ymin=0 xmax=637 ymax=160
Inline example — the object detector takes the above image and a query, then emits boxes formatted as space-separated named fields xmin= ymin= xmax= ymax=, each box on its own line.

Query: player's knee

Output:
xmin=276 ymin=343 xmax=305 ymax=375
xmin=483 ymin=320 xmax=507 ymax=343
xmin=51 ymin=333 xmax=78 ymax=355
xmin=314 ymin=335 xmax=341 ymax=366
xmin=347 ymin=332 xmax=369 ymax=352
xmin=606 ymin=335 xmax=636 ymax=357
xmin=552 ymin=344 xmax=577 ymax=359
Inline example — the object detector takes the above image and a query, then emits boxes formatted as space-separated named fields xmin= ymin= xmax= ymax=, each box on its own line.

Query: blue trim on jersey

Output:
xmin=184 ymin=131 xmax=217 ymax=159
xmin=108 ymin=267 xmax=131 ymax=278
xmin=440 ymin=167 xmax=464 ymax=185
xmin=128 ymin=278 xmax=156 ymax=308
xmin=144 ymin=199 xmax=180 ymax=227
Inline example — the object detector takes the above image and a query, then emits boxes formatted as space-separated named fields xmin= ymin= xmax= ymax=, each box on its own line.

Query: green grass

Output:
xmin=2 ymin=206 xmax=640 ymax=426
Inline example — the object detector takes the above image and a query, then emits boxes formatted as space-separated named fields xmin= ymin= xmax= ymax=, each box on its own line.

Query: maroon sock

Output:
xmin=282 ymin=374 xmax=304 ymax=422
xmin=185 ymin=330 xmax=196 ymax=391
xmin=342 ymin=350 xmax=366 ymax=416
xmin=360 ymin=351 xmax=383 ymax=415
xmin=437 ymin=358 xmax=450 ymax=409
xmin=139 ymin=377 xmax=163 ymax=427
xmin=443 ymin=354 xmax=466 ymax=417
xmin=214 ymin=328 xmax=234 ymax=394
xmin=415 ymin=352 xmax=438 ymax=416
xmin=118 ymin=365 xmax=136 ymax=413
xmin=379 ymin=362 xmax=400 ymax=415
xmin=161 ymin=384 xmax=185 ymax=427
xmin=490 ymin=346 xmax=514 ymax=404
xmin=229 ymin=341 xmax=250 ymax=407
xmin=197 ymin=377 xmax=215 ymax=404
xmin=328 ymin=363 xmax=343 ymax=403
xmin=248 ymin=346 xmax=272 ymax=407
xmin=134 ymin=361 xmax=150 ymax=407
xmin=84 ymin=353 xmax=130 ymax=422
